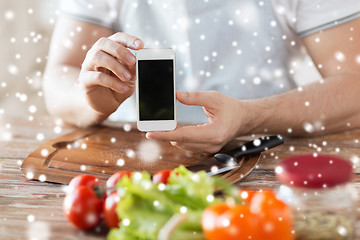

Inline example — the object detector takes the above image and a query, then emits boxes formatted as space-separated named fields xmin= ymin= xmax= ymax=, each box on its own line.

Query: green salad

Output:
xmin=107 ymin=166 xmax=239 ymax=240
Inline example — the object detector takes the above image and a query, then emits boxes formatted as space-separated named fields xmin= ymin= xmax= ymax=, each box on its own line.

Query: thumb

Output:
xmin=176 ymin=91 xmax=220 ymax=108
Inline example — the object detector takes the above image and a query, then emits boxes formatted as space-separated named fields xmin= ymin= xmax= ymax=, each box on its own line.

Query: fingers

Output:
xmin=83 ymin=33 xmax=144 ymax=84
xmin=146 ymin=124 xmax=217 ymax=143
xmin=108 ymin=32 xmax=144 ymax=50
xmin=170 ymin=141 xmax=221 ymax=154
xmin=92 ymin=37 xmax=136 ymax=66
xmin=83 ymin=50 xmax=132 ymax=82
xmin=176 ymin=91 xmax=222 ymax=109
xmin=79 ymin=70 xmax=130 ymax=94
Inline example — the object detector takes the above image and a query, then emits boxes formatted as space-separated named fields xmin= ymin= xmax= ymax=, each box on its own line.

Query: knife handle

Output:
xmin=228 ymin=135 xmax=284 ymax=159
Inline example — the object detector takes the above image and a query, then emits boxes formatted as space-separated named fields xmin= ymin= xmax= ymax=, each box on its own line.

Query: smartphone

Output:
xmin=136 ymin=49 xmax=177 ymax=131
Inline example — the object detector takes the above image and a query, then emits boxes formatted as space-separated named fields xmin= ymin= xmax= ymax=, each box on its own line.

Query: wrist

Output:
xmin=237 ymin=98 xmax=273 ymax=136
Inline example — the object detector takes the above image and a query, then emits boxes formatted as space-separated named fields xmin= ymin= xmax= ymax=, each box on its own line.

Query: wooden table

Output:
xmin=1 ymin=116 xmax=359 ymax=239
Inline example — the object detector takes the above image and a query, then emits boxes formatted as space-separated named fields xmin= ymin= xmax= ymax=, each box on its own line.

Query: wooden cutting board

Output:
xmin=21 ymin=124 xmax=260 ymax=184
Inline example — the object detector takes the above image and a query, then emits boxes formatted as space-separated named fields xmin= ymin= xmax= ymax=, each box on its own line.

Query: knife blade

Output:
xmin=186 ymin=135 xmax=284 ymax=175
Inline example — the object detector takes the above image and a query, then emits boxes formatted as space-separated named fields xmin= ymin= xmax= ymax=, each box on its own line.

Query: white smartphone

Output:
xmin=136 ymin=48 xmax=177 ymax=132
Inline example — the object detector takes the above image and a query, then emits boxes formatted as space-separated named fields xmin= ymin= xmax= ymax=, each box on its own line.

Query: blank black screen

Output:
xmin=138 ymin=60 xmax=174 ymax=121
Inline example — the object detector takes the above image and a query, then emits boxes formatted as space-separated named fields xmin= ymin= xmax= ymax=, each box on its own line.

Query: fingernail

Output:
xmin=122 ymin=85 xmax=129 ymax=92
xmin=123 ymin=71 xmax=131 ymax=80
xmin=134 ymin=40 xmax=141 ymax=48
xmin=126 ymin=54 xmax=135 ymax=64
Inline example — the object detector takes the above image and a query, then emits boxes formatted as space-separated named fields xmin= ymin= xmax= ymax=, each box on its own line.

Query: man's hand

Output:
xmin=44 ymin=17 xmax=144 ymax=127
xmin=146 ymin=91 xmax=252 ymax=154
xmin=80 ymin=32 xmax=144 ymax=116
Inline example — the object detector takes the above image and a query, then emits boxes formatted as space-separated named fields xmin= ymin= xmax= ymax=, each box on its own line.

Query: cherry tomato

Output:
xmin=106 ymin=171 xmax=132 ymax=195
xmin=63 ymin=186 xmax=104 ymax=230
xmin=104 ymin=192 xmax=122 ymax=228
xmin=152 ymin=170 xmax=172 ymax=184
xmin=67 ymin=174 xmax=105 ymax=198
xmin=202 ymin=203 xmax=259 ymax=240
xmin=249 ymin=191 xmax=293 ymax=240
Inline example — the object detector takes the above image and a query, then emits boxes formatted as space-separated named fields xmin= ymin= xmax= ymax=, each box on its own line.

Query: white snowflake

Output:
xmin=36 ymin=133 xmax=44 ymax=141
xmin=137 ymin=141 xmax=161 ymax=163
xmin=7 ymin=64 xmax=19 ymax=75
xmin=39 ymin=174 xmax=47 ymax=182
xmin=4 ymin=10 xmax=15 ymax=20
xmin=253 ymin=139 xmax=261 ymax=146
xmin=27 ymin=215 xmax=35 ymax=223
xmin=126 ymin=149 xmax=136 ymax=158
xmin=54 ymin=126 xmax=62 ymax=134
xmin=270 ymin=20 xmax=277 ymax=27
xmin=123 ymin=218 xmax=130 ymax=226
xmin=303 ymin=123 xmax=314 ymax=133
xmin=123 ymin=123 xmax=131 ymax=132
xmin=26 ymin=171 xmax=34 ymax=179
xmin=253 ymin=77 xmax=261 ymax=85
xmin=180 ymin=206 xmax=187 ymax=214
xmin=116 ymin=158 xmax=125 ymax=166
xmin=335 ymin=51 xmax=346 ymax=62
xmin=28 ymin=105 xmax=37 ymax=113
xmin=356 ymin=55 xmax=360 ymax=64
xmin=39 ymin=148 xmax=49 ymax=157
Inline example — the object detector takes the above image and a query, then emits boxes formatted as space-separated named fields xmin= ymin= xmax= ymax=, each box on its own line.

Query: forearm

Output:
xmin=245 ymin=73 xmax=360 ymax=136
xmin=43 ymin=64 xmax=108 ymax=127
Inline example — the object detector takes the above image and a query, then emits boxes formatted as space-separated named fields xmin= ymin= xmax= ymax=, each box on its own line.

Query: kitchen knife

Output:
xmin=186 ymin=135 xmax=284 ymax=176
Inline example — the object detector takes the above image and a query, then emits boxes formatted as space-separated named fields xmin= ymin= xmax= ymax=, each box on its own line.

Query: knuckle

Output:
xmin=107 ymin=77 xmax=119 ymax=90
xmin=113 ymin=32 xmax=123 ymax=38
xmin=96 ymin=37 xmax=107 ymax=45
xmin=92 ymin=49 xmax=103 ymax=59
xmin=113 ymin=32 xmax=127 ymax=44
xmin=93 ymin=71 xmax=103 ymax=82
xmin=211 ymin=135 xmax=225 ymax=145
xmin=92 ymin=37 xmax=106 ymax=49
xmin=115 ymin=46 xmax=125 ymax=57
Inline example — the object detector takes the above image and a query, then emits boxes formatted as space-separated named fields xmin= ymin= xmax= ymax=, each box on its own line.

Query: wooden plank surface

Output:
xmin=1 ymin=116 xmax=360 ymax=239
xmin=19 ymin=120 xmax=261 ymax=185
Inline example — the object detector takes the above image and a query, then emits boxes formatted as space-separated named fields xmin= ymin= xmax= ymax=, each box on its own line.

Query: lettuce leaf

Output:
xmin=107 ymin=166 xmax=239 ymax=240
